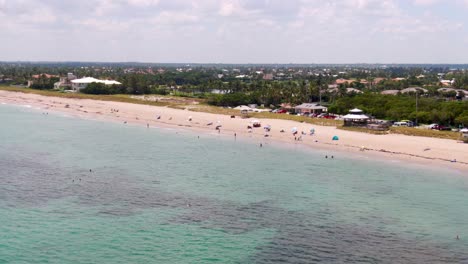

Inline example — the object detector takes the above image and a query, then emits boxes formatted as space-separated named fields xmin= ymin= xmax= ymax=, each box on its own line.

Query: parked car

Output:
xmin=277 ymin=109 xmax=288 ymax=114
xmin=430 ymin=124 xmax=451 ymax=131
xmin=318 ymin=114 xmax=336 ymax=119
xmin=427 ymin=123 xmax=439 ymax=129
xmin=323 ymin=114 xmax=337 ymax=119
xmin=438 ymin=125 xmax=451 ymax=131
xmin=393 ymin=120 xmax=413 ymax=127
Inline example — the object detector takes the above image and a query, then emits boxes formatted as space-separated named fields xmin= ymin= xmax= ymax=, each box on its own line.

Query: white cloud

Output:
xmin=127 ymin=0 xmax=160 ymax=6
xmin=218 ymin=0 xmax=260 ymax=17
xmin=413 ymin=0 xmax=440 ymax=6
xmin=75 ymin=18 xmax=130 ymax=32
xmin=0 ymin=0 xmax=468 ymax=63
xmin=94 ymin=0 xmax=121 ymax=16
xmin=19 ymin=7 xmax=56 ymax=24
xmin=151 ymin=11 xmax=199 ymax=25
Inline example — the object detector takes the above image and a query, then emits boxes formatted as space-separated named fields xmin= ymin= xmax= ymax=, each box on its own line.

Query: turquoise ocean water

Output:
xmin=0 ymin=104 xmax=467 ymax=263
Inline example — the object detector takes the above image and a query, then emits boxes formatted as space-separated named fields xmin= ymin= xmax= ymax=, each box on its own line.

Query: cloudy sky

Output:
xmin=1 ymin=0 xmax=468 ymax=63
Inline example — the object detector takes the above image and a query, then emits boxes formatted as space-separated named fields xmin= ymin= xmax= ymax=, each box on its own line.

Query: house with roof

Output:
xmin=31 ymin=74 xmax=59 ymax=79
xmin=27 ymin=73 xmax=59 ymax=88
xmin=335 ymin=78 xmax=353 ymax=85
xmin=327 ymin=87 xmax=363 ymax=94
xmin=263 ymin=73 xmax=273 ymax=80
xmin=71 ymin=77 xmax=121 ymax=92
xmin=440 ymin=79 xmax=455 ymax=86
xmin=294 ymin=103 xmax=328 ymax=115
xmin=54 ymin=73 xmax=77 ymax=90
xmin=372 ymin=77 xmax=386 ymax=84
xmin=400 ymin=87 xmax=428 ymax=94
xmin=380 ymin=90 xmax=400 ymax=95
xmin=438 ymin=88 xmax=467 ymax=100
xmin=346 ymin=88 xmax=363 ymax=94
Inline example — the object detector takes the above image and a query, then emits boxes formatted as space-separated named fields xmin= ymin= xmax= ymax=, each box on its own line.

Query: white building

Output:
xmin=343 ymin=108 xmax=370 ymax=126
xmin=71 ymin=77 xmax=121 ymax=92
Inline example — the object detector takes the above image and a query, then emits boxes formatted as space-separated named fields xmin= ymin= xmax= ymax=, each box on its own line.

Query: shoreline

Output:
xmin=1 ymin=90 xmax=467 ymax=172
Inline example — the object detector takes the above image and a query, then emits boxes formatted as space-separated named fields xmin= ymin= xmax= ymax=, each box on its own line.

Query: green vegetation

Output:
xmin=328 ymin=93 xmax=468 ymax=126
xmin=81 ymin=83 xmax=125 ymax=95
xmin=29 ymin=75 xmax=58 ymax=90
xmin=389 ymin=126 xmax=460 ymax=140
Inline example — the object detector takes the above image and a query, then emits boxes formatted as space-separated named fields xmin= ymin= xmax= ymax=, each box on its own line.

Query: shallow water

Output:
xmin=1 ymin=104 xmax=467 ymax=263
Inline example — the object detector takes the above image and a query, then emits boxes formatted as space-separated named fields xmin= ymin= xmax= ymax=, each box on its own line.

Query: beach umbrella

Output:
xmin=332 ymin=135 xmax=339 ymax=141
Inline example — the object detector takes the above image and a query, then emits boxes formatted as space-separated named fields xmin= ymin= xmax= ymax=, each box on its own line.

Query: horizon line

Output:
xmin=1 ymin=60 xmax=468 ymax=66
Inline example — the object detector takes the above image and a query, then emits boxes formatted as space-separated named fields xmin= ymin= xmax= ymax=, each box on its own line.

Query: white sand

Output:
xmin=1 ymin=90 xmax=467 ymax=172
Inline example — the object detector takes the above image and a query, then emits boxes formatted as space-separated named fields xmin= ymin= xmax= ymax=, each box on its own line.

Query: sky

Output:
xmin=1 ymin=0 xmax=468 ymax=64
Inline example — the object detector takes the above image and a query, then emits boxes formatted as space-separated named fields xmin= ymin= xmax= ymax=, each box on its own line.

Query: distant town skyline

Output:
xmin=1 ymin=0 xmax=468 ymax=63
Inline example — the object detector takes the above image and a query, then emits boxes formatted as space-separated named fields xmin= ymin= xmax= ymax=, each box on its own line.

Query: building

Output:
xmin=54 ymin=73 xmax=77 ymax=90
xmin=71 ymin=77 xmax=121 ymax=92
xmin=335 ymin=78 xmax=353 ymax=85
xmin=263 ymin=73 xmax=273 ymax=80
xmin=294 ymin=103 xmax=328 ymax=115
xmin=327 ymin=87 xmax=363 ymax=94
xmin=343 ymin=108 xmax=370 ymax=127
xmin=381 ymin=90 xmax=400 ymax=95
xmin=346 ymin=88 xmax=363 ymax=94
xmin=400 ymin=87 xmax=428 ymax=94
xmin=27 ymin=73 xmax=59 ymax=87
xmin=440 ymin=79 xmax=454 ymax=86
xmin=31 ymin=74 xmax=58 ymax=79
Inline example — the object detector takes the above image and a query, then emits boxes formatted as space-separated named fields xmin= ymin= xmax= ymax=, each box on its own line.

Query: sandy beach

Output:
xmin=1 ymin=90 xmax=467 ymax=172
